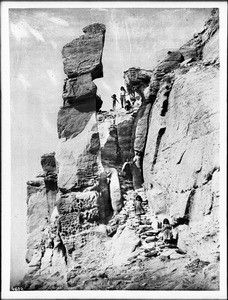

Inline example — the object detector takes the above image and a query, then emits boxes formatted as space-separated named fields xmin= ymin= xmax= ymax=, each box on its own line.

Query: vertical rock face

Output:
xmin=25 ymin=24 xmax=113 ymax=283
xmin=26 ymin=154 xmax=59 ymax=275
xmin=144 ymin=65 xmax=219 ymax=256
xmin=56 ymin=114 xmax=101 ymax=191
xmin=57 ymin=23 xmax=106 ymax=192
xmin=124 ymin=8 xmax=220 ymax=257
xmin=55 ymin=23 xmax=113 ymax=257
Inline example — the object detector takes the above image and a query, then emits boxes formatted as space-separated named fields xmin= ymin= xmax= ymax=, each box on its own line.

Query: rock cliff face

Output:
xmin=123 ymin=8 xmax=219 ymax=259
xmin=23 ymin=10 xmax=220 ymax=291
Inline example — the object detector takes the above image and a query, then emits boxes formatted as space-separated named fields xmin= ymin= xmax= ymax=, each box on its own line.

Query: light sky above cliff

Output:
xmin=3 ymin=1 xmax=218 ymax=287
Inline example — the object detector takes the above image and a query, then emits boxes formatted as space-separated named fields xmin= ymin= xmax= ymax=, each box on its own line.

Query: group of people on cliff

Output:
xmin=111 ymin=86 xmax=141 ymax=111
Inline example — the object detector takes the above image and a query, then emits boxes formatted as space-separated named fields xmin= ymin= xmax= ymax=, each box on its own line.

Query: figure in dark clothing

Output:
xmin=134 ymin=194 xmax=145 ymax=215
xmin=125 ymin=100 xmax=132 ymax=111
xmin=111 ymin=94 xmax=119 ymax=110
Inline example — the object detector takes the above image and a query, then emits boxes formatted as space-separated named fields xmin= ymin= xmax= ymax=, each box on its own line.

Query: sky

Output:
xmin=7 ymin=4 xmax=213 ymax=286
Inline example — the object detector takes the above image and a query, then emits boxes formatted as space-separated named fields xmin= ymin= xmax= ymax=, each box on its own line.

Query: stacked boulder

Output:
xmin=55 ymin=23 xmax=116 ymax=259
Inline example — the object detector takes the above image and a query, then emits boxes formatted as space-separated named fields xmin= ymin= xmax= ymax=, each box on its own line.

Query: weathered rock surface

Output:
xmin=141 ymin=9 xmax=219 ymax=259
xmin=62 ymin=74 xmax=97 ymax=104
xmin=57 ymin=106 xmax=95 ymax=140
xmin=107 ymin=226 xmax=140 ymax=266
xmin=62 ymin=23 xmax=106 ymax=79
xmin=23 ymin=189 xmax=219 ymax=291
xmin=100 ymin=122 xmax=121 ymax=167
xmin=26 ymin=167 xmax=58 ymax=275
xmin=56 ymin=114 xmax=101 ymax=191
xmin=57 ymin=23 xmax=106 ymax=198
xmin=22 ymin=23 xmax=111 ymax=284
xmin=41 ymin=152 xmax=56 ymax=173
xmin=144 ymin=65 xmax=219 ymax=220
xmin=99 ymin=109 xmax=136 ymax=167
xmin=116 ymin=112 xmax=135 ymax=161
xmin=122 ymin=8 xmax=220 ymax=260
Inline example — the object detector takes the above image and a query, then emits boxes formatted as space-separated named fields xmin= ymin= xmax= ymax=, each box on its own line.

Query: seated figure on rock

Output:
xmin=158 ymin=218 xmax=174 ymax=244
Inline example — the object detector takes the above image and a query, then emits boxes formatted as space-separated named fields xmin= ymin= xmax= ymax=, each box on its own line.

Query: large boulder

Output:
xmin=62 ymin=74 xmax=97 ymax=104
xmin=108 ymin=226 xmax=140 ymax=266
xmin=123 ymin=68 xmax=153 ymax=101
xmin=57 ymin=106 xmax=95 ymax=140
xmin=41 ymin=153 xmax=56 ymax=173
xmin=62 ymin=23 xmax=106 ymax=79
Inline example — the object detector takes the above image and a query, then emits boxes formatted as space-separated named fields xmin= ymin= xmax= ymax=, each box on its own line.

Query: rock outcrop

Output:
xmin=123 ymin=8 xmax=220 ymax=260
xmin=22 ymin=10 xmax=220 ymax=291
xmin=55 ymin=23 xmax=115 ymax=263
xmin=57 ymin=23 xmax=106 ymax=199
xmin=62 ymin=23 xmax=106 ymax=79
xmin=25 ymin=153 xmax=60 ymax=276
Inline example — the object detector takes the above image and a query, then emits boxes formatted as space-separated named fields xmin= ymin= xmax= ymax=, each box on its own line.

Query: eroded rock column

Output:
xmin=55 ymin=23 xmax=112 ymax=258
xmin=26 ymin=153 xmax=59 ymax=274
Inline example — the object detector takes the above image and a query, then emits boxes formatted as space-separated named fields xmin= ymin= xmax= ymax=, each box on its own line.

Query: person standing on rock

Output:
xmin=134 ymin=194 xmax=145 ymax=216
xmin=111 ymin=94 xmax=119 ymax=111
xmin=120 ymin=86 xmax=126 ymax=108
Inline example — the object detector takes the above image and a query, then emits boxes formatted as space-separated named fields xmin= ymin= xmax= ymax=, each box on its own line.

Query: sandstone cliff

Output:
xmin=22 ymin=10 xmax=220 ymax=291
xmin=124 ymin=8 xmax=219 ymax=260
